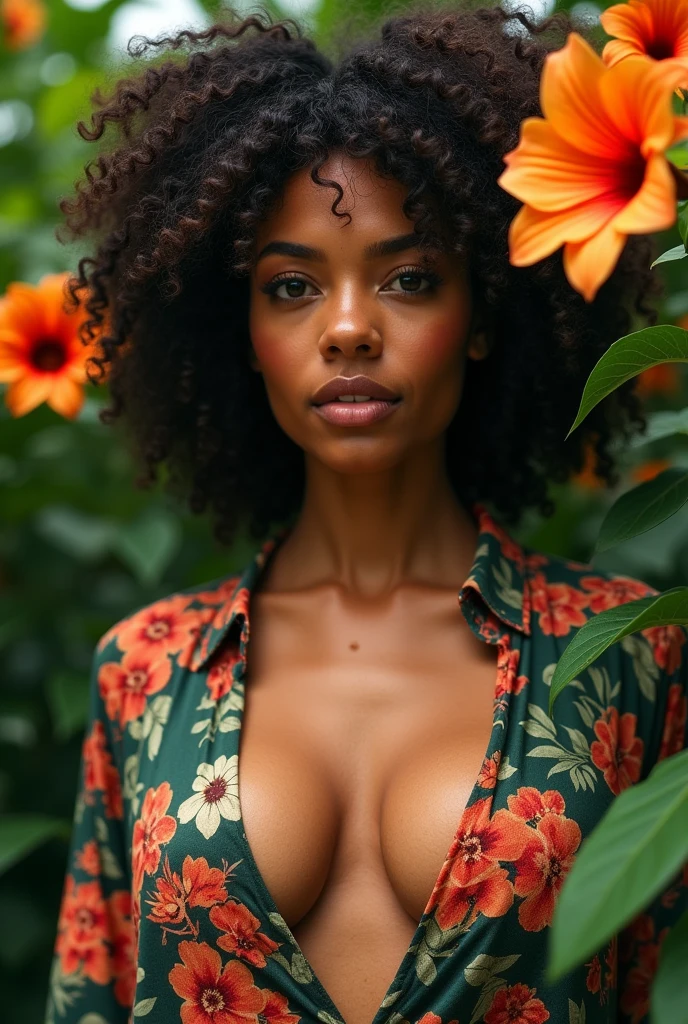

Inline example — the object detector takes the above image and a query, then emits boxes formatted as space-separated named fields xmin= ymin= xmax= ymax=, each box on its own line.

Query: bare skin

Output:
xmin=243 ymin=153 xmax=499 ymax=1022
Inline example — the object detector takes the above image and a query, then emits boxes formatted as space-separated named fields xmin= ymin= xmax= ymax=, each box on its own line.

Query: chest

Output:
xmin=235 ymin=586 xmax=498 ymax=1015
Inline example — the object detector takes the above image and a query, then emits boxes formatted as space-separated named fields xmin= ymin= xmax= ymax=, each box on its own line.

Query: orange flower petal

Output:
xmin=541 ymin=34 xmax=626 ymax=160
xmin=599 ymin=57 xmax=687 ymax=156
xmin=611 ymin=152 xmax=677 ymax=233
xmin=600 ymin=1 xmax=656 ymax=50
xmin=46 ymin=375 xmax=84 ymax=419
xmin=563 ymin=221 xmax=627 ymax=303
xmin=507 ymin=198 xmax=621 ymax=267
xmin=0 ymin=282 xmax=47 ymax=339
xmin=499 ymin=118 xmax=625 ymax=212
xmin=5 ymin=373 xmax=53 ymax=417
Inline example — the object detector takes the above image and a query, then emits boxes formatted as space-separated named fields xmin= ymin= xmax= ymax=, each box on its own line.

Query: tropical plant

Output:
xmin=497 ymin=2 xmax=688 ymax=1018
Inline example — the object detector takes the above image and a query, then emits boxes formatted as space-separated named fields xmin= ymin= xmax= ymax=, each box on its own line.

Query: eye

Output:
xmin=383 ymin=266 xmax=444 ymax=295
xmin=261 ymin=275 xmax=318 ymax=301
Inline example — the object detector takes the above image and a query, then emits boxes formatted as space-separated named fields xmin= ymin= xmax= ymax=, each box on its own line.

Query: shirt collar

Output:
xmin=189 ymin=504 xmax=531 ymax=673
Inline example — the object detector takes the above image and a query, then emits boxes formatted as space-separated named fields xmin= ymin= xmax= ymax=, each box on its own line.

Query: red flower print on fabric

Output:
xmin=209 ymin=901 xmax=280 ymax=967
xmin=132 ymin=781 xmax=177 ymax=894
xmin=449 ymin=798 xmax=532 ymax=887
xmin=580 ymin=575 xmax=652 ymax=614
xmin=484 ymin=982 xmax=550 ymax=1023
xmin=590 ymin=707 xmax=644 ymax=795
xmin=435 ymin=864 xmax=515 ymax=930
xmin=530 ymin=574 xmax=588 ymax=637
xmin=146 ymin=854 xmax=230 ymax=937
xmin=56 ymin=877 xmax=112 ymax=985
xmin=507 ymin=787 xmax=565 ymax=823
xmin=258 ymin=990 xmax=302 ymax=1024
xmin=81 ymin=720 xmax=123 ymax=820
xmin=642 ymin=624 xmax=686 ymax=674
xmin=74 ymin=838 xmax=100 ymax=876
xmin=513 ymin=813 xmax=582 ymax=931
xmin=414 ymin=1016 xmax=459 ymax=1024
xmin=98 ymin=648 xmax=172 ymax=728
xmin=659 ymin=683 xmax=688 ymax=761
xmin=478 ymin=752 xmax=501 ymax=789
xmin=168 ymin=940 xmax=266 ymax=1023
xmin=206 ymin=645 xmax=243 ymax=701
xmin=586 ymin=955 xmax=601 ymax=995
xmin=108 ymin=889 xmax=137 ymax=1007
xmin=113 ymin=595 xmax=201 ymax=659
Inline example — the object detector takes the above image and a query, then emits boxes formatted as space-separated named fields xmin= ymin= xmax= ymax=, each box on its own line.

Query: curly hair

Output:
xmin=59 ymin=0 xmax=660 ymax=546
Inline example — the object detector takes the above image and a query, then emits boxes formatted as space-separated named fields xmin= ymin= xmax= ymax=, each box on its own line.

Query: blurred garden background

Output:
xmin=1 ymin=0 xmax=688 ymax=1019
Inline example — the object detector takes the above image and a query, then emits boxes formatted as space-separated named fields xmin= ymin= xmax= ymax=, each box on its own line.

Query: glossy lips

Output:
xmin=311 ymin=374 xmax=401 ymax=427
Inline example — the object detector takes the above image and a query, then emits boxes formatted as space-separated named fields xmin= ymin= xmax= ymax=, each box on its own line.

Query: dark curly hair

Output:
xmin=59 ymin=0 xmax=660 ymax=546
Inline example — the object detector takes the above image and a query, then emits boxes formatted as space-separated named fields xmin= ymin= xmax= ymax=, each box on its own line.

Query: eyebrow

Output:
xmin=254 ymin=232 xmax=437 ymax=264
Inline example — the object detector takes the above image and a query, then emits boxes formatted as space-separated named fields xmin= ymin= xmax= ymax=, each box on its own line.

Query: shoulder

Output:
xmin=524 ymin=546 xmax=688 ymax=772
xmin=93 ymin=572 xmax=242 ymax=665
xmin=525 ymin=548 xmax=687 ymax=673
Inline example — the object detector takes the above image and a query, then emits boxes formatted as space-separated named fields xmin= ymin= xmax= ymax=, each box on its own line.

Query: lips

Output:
xmin=311 ymin=374 xmax=400 ymax=405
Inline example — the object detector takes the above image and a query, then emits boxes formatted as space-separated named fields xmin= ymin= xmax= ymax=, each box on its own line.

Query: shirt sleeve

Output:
xmin=616 ymin=624 xmax=688 ymax=1023
xmin=45 ymin=642 xmax=136 ymax=1023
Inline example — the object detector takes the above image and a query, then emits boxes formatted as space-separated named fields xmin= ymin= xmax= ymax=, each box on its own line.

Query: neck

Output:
xmin=266 ymin=439 xmax=479 ymax=599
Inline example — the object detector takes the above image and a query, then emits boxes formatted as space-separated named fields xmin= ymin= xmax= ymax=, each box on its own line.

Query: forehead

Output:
xmin=255 ymin=153 xmax=414 ymax=244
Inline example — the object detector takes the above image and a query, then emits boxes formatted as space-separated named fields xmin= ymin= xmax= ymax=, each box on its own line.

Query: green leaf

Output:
xmin=678 ymin=200 xmax=688 ymax=246
xmin=45 ymin=671 xmax=90 ymax=741
xmin=568 ymin=326 xmax=688 ymax=437
xmin=650 ymin=244 xmax=688 ymax=268
xmin=111 ymin=510 xmax=182 ymax=587
xmin=629 ymin=408 xmax=688 ymax=448
xmin=548 ymin=749 xmax=688 ymax=982
xmin=0 ymin=815 xmax=71 ymax=875
xmin=651 ymin=908 xmax=688 ymax=1023
xmin=596 ymin=470 xmax=688 ymax=553
xmin=549 ymin=589 xmax=688 ymax=713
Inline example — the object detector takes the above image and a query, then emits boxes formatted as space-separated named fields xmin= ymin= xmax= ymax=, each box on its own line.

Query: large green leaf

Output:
xmin=595 ymin=469 xmax=688 ymax=553
xmin=652 ymin=909 xmax=688 ymax=1023
xmin=549 ymin=588 xmax=688 ymax=713
xmin=0 ymin=815 xmax=71 ymax=876
xmin=548 ymin=749 xmax=688 ymax=982
xmin=568 ymin=326 xmax=688 ymax=436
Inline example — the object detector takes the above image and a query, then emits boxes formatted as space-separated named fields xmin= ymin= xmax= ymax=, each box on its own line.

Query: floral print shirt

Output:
xmin=45 ymin=506 xmax=688 ymax=1024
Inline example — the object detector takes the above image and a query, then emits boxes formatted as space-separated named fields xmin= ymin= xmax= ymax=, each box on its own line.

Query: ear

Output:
xmin=466 ymin=326 xmax=492 ymax=362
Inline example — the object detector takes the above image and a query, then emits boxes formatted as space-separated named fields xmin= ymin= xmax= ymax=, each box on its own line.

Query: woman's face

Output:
xmin=249 ymin=153 xmax=489 ymax=475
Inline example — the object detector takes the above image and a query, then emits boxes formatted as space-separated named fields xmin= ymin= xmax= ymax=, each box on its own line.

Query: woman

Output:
xmin=45 ymin=5 xmax=687 ymax=1024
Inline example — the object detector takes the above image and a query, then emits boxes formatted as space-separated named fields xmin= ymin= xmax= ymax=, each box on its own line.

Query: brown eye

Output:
xmin=261 ymin=276 xmax=318 ymax=300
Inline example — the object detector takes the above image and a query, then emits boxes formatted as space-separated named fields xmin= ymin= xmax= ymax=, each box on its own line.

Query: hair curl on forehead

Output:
xmin=60 ymin=2 xmax=659 ymax=546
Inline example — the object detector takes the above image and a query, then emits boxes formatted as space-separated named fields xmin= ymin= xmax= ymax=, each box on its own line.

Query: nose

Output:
xmin=317 ymin=290 xmax=383 ymax=359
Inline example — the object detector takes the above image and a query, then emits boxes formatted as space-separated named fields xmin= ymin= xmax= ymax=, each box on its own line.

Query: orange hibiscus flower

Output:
xmin=434 ymin=863 xmax=515 ymax=931
xmin=0 ymin=272 xmax=104 ymax=418
xmin=132 ymin=782 xmax=177 ymax=894
xmin=580 ymin=574 xmax=652 ymax=614
xmin=642 ymin=623 xmax=687 ymax=673
xmin=659 ymin=682 xmax=688 ymax=759
xmin=530 ymin=574 xmax=589 ymax=637
xmin=507 ymin=787 xmax=565 ymax=823
xmin=108 ymin=889 xmax=136 ymax=1007
xmin=513 ymin=813 xmax=582 ymax=932
xmin=498 ymin=33 xmax=688 ymax=302
xmin=1 ymin=0 xmax=45 ymax=51
xmin=55 ymin=877 xmax=112 ymax=985
xmin=259 ymin=991 xmax=303 ymax=1024
xmin=107 ymin=594 xmax=201 ymax=661
xmin=81 ymin=719 xmax=124 ymax=820
xmin=146 ymin=854 xmax=229 ymax=928
xmin=484 ymin=982 xmax=550 ymax=1024
xmin=591 ymin=707 xmax=644 ymax=794
xmin=74 ymin=838 xmax=101 ymax=876
xmin=209 ymin=901 xmax=280 ymax=967
xmin=98 ymin=648 xmax=172 ymax=728
xmin=449 ymin=797 xmax=532 ymax=888
xmin=169 ymin=941 xmax=266 ymax=1024
xmin=601 ymin=0 xmax=688 ymax=71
